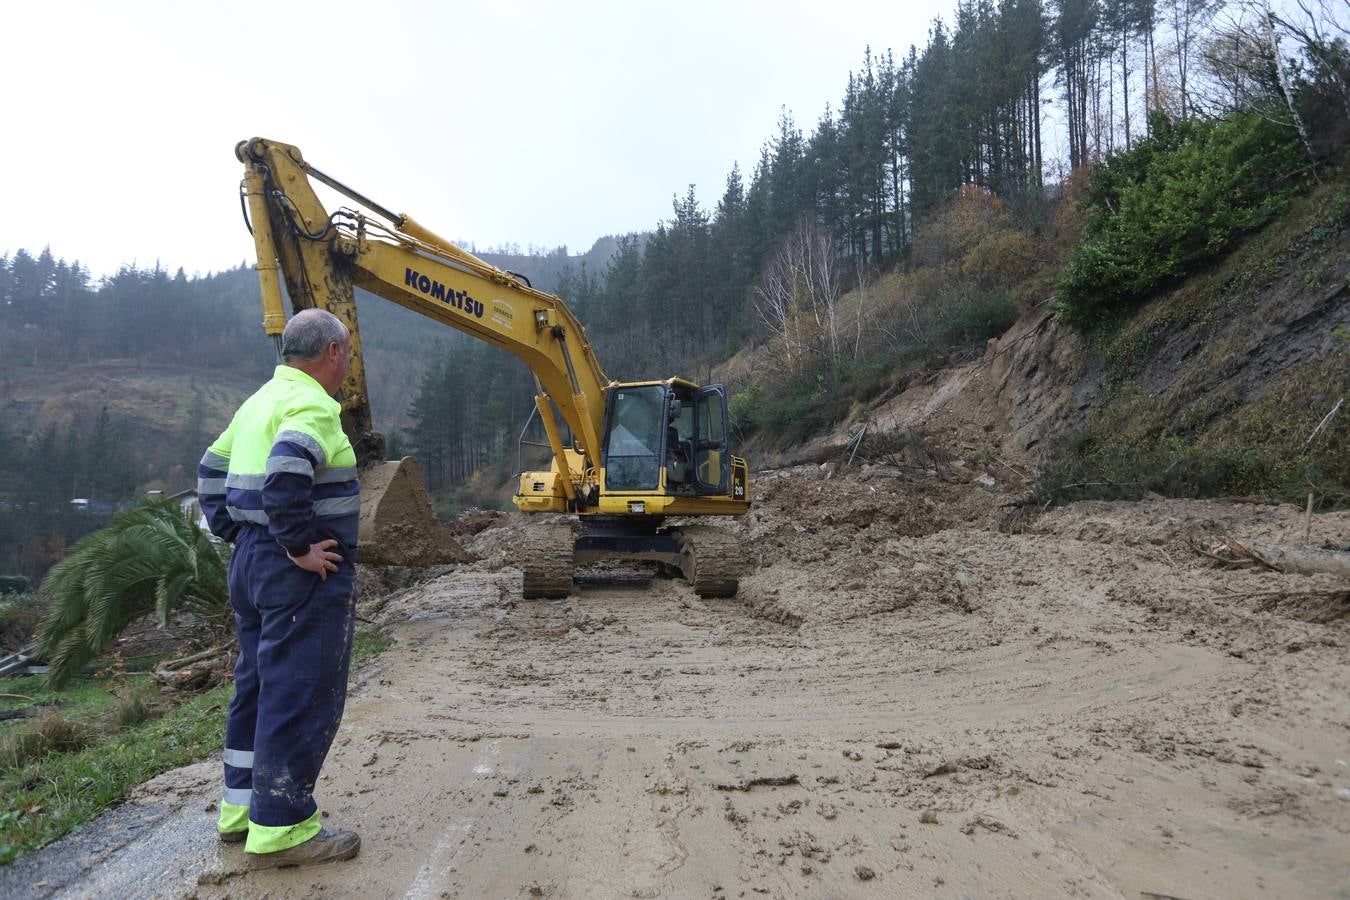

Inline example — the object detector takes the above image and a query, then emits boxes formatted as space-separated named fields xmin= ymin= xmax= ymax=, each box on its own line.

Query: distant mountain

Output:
xmin=468 ymin=235 xmax=630 ymax=295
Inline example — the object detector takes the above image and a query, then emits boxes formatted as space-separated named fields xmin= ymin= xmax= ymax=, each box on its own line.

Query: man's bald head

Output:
xmin=281 ymin=309 xmax=349 ymax=363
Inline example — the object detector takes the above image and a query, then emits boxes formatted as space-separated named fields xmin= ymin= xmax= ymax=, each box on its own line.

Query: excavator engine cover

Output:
xmin=357 ymin=458 xmax=473 ymax=566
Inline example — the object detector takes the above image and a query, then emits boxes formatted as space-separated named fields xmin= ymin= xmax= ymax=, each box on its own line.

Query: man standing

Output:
xmin=197 ymin=308 xmax=362 ymax=867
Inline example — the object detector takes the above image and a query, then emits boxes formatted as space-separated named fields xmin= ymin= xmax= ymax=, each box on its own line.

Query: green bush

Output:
xmin=1059 ymin=109 xmax=1307 ymax=328
xmin=936 ymin=285 xmax=1017 ymax=346
xmin=735 ymin=371 xmax=847 ymax=445
xmin=1034 ymin=428 xmax=1347 ymax=509
xmin=0 ymin=575 xmax=32 ymax=595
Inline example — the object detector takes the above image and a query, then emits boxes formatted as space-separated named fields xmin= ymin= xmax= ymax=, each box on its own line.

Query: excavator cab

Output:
xmin=601 ymin=379 xmax=733 ymax=499
xmin=511 ymin=377 xmax=746 ymax=599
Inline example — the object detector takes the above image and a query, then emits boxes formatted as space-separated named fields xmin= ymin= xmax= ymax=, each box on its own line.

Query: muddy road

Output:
xmin=3 ymin=465 xmax=1348 ymax=899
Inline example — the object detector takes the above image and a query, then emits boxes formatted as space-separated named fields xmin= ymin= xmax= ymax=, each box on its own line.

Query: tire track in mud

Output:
xmin=401 ymin=739 xmax=498 ymax=899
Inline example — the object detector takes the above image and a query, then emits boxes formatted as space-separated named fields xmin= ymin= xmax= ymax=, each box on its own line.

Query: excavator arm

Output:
xmin=237 ymin=137 xmax=609 ymax=503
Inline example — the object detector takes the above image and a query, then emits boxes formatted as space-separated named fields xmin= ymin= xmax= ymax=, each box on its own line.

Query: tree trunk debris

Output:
xmin=151 ymin=642 xmax=236 ymax=692
xmin=1195 ymin=536 xmax=1350 ymax=578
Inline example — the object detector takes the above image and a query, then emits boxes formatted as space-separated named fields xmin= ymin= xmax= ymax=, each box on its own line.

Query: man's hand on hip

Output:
xmin=287 ymin=539 xmax=343 ymax=581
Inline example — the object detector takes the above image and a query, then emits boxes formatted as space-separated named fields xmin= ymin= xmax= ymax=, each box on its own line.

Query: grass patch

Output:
xmin=352 ymin=628 xmax=393 ymax=663
xmin=0 ymin=681 xmax=232 ymax=865
xmin=1034 ymin=427 xmax=1348 ymax=510
xmin=0 ymin=627 xmax=393 ymax=867
xmin=0 ymin=713 xmax=92 ymax=768
xmin=107 ymin=685 xmax=157 ymax=732
xmin=0 ymin=673 xmax=130 ymax=725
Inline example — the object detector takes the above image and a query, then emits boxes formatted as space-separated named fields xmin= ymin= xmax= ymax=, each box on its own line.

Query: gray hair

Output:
xmin=281 ymin=309 xmax=348 ymax=362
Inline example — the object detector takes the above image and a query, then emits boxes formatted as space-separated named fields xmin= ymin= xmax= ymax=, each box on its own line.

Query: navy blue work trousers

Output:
xmin=222 ymin=525 xmax=357 ymax=827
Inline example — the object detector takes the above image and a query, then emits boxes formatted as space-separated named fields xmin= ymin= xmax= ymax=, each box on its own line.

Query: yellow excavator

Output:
xmin=235 ymin=137 xmax=749 ymax=598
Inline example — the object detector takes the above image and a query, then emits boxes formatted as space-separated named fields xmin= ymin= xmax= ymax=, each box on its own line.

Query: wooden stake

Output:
xmin=1304 ymin=493 xmax=1314 ymax=546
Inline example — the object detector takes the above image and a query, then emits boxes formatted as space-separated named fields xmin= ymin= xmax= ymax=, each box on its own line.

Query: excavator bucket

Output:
xmin=357 ymin=458 xmax=474 ymax=566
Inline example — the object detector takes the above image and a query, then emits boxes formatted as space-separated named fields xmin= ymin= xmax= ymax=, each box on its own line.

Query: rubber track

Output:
xmin=521 ymin=522 xmax=576 ymax=599
xmin=674 ymin=524 xmax=740 ymax=598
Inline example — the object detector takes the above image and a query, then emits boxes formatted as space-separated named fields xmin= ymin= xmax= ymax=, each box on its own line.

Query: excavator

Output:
xmin=235 ymin=137 xmax=749 ymax=598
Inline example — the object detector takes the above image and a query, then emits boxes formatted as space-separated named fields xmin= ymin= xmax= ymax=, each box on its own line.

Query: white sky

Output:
xmin=0 ymin=0 xmax=959 ymax=278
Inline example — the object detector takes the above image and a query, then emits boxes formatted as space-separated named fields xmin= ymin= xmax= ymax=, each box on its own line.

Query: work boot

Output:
xmin=248 ymin=828 xmax=361 ymax=868
xmin=219 ymin=829 xmax=247 ymax=843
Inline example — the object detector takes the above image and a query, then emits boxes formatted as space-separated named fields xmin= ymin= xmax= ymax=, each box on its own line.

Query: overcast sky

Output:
xmin=0 ymin=0 xmax=960 ymax=278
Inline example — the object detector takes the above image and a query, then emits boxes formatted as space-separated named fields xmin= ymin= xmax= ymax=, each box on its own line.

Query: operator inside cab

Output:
xmin=666 ymin=392 xmax=694 ymax=489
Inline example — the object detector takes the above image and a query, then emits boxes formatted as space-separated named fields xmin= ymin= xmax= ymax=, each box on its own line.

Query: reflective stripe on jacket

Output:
xmin=197 ymin=365 xmax=359 ymax=554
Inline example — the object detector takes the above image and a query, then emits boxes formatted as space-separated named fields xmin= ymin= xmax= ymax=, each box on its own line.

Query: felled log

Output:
xmin=152 ymin=642 xmax=235 ymax=692
xmin=1228 ymin=539 xmax=1350 ymax=578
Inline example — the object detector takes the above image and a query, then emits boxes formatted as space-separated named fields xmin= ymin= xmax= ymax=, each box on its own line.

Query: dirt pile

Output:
xmin=356 ymin=459 xmax=474 ymax=567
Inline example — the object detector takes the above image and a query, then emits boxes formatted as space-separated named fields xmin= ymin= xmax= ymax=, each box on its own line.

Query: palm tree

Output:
xmin=36 ymin=498 xmax=230 ymax=688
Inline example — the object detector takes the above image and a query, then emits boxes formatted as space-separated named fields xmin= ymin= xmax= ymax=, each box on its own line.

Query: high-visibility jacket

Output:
xmin=197 ymin=365 xmax=359 ymax=554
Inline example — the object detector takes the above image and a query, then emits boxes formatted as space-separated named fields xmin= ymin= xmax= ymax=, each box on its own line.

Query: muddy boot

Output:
xmin=247 ymin=828 xmax=361 ymax=868
xmin=218 ymin=829 xmax=247 ymax=843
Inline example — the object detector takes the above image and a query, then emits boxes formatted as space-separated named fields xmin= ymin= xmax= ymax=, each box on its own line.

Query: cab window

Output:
xmin=604 ymin=386 xmax=664 ymax=491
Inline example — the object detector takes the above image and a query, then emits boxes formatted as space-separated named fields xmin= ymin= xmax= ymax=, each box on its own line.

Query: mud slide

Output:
xmin=3 ymin=465 xmax=1347 ymax=899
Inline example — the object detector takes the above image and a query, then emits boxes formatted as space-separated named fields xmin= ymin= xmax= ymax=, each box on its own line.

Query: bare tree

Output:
xmin=1269 ymin=0 xmax=1350 ymax=121
xmin=752 ymin=218 xmax=848 ymax=379
xmin=1164 ymin=0 xmax=1225 ymax=116
xmin=1262 ymin=0 xmax=1322 ymax=179
xmin=753 ymin=248 xmax=800 ymax=370
xmin=800 ymin=219 xmax=843 ymax=368
xmin=853 ymin=265 xmax=870 ymax=360
xmin=1200 ymin=16 xmax=1279 ymax=109
xmin=1206 ymin=0 xmax=1343 ymax=172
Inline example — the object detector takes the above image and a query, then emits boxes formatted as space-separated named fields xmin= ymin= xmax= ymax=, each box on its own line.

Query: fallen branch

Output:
xmin=846 ymin=423 xmax=868 ymax=467
xmin=994 ymin=456 xmax=1031 ymax=483
xmin=714 ymin=774 xmax=800 ymax=791
xmin=160 ymin=643 xmax=233 ymax=669
xmin=152 ymin=641 xmax=236 ymax=692
xmin=1053 ymin=480 xmax=1145 ymax=493
xmin=1304 ymin=397 xmax=1341 ymax=450
xmin=1193 ymin=542 xmax=1255 ymax=567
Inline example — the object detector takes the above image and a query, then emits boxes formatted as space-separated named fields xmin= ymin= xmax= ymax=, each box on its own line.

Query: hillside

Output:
xmin=0 ymin=238 xmax=616 ymax=471
xmin=808 ymin=176 xmax=1349 ymax=507
xmin=0 ymin=362 xmax=263 ymax=491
